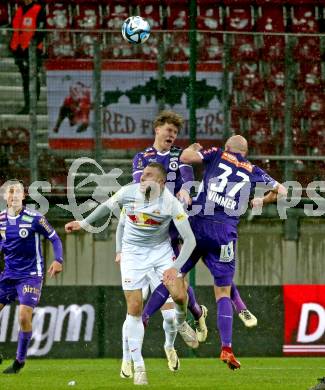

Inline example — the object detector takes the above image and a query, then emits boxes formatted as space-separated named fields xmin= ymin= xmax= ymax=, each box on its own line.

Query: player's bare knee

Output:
xmin=127 ymin=301 xmax=142 ymax=316
xmin=214 ymin=285 xmax=231 ymax=301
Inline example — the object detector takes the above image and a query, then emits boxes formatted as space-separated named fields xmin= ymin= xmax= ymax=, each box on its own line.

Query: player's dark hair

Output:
xmin=147 ymin=162 xmax=167 ymax=181
xmin=153 ymin=110 xmax=184 ymax=131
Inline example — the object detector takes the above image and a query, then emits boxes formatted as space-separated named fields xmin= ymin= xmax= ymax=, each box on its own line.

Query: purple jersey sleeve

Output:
xmin=251 ymin=166 xmax=278 ymax=189
xmin=35 ymin=216 xmax=63 ymax=263
xmin=198 ymin=147 xmax=222 ymax=165
xmin=179 ymin=164 xmax=194 ymax=185
xmin=132 ymin=153 xmax=146 ymax=183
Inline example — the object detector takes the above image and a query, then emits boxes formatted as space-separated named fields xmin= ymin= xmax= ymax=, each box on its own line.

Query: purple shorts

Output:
xmin=181 ymin=215 xmax=237 ymax=287
xmin=0 ymin=275 xmax=43 ymax=308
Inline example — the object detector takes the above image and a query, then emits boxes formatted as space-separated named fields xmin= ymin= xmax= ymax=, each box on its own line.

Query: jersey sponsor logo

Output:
xmin=39 ymin=217 xmax=52 ymax=234
xmin=19 ymin=224 xmax=32 ymax=228
xmin=19 ymin=228 xmax=29 ymax=238
xmin=221 ymin=152 xmax=253 ymax=172
xmin=23 ymin=285 xmax=40 ymax=295
xmin=128 ymin=213 xmax=161 ymax=226
xmin=22 ymin=215 xmax=34 ymax=223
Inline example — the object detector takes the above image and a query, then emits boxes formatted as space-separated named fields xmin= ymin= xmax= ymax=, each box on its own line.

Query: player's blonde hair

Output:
xmin=153 ymin=110 xmax=184 ymax=131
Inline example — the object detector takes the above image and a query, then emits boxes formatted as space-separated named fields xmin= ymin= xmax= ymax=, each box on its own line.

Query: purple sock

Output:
xmin=217 ymin=297 xmax=233 ymax=347
xmin=16 ymin=331 xmax=32 ymax=363
xmin=230 ymin=282 xmax=247 ymax=313
xmin=187 ymin=286 xmax=202 ymax=320
xmin=142 ymin=283 xmax=169 ymax=327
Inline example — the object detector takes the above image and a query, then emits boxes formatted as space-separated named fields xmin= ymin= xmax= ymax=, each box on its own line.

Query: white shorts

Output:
xmin=142 ymin=269 xmax=174 ymax=304
xmin=120 ymin=241 xmax=174 ymax=291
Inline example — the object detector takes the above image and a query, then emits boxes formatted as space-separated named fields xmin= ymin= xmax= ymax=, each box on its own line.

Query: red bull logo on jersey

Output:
xmin=128 ymin=213 xmax=161 ymax=226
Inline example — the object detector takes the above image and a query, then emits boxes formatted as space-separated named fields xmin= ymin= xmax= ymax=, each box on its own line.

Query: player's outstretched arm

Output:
xmin=65 ymin=220 xmax=81 ymax=233
xmin=47 ymin=260 xmax=63 ymax=278
xmin=180 ymin=143 xmax=203 ymax=164
xmin=251 ymin=183 xmax=287 ymax=208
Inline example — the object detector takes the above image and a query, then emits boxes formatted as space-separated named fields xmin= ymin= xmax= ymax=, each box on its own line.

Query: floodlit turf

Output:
xmin=0 ymin=357 xmax=324 ymax=389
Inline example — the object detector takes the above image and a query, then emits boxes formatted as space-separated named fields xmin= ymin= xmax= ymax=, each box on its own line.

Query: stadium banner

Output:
xmin=0 ymin=286 xmax=284 ymax=359
xmin=45 ymin=60 xmax=224 ymax=150
xmin=283 ymin=285 xmax=325 ymax=355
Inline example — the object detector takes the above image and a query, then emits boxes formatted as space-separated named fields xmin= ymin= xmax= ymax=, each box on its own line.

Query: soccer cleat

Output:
xmin=3 ymin=359 xmax=25 ymax=374
xmin=238 ymin=309 xmax=257 ymax=328
xmin=134 ymin=366 xmax=148 ymax=385
xmin=220 ymin=348 xmax=241 ymax=370
xmin=120 ymin=360 xmax=133 ymax=379
xmin=309 ymin=377 xmax=325 ymax=390
xmin=177 ymin=321 xmax=199 ymax=349
xmin=194 ymin=305 xmax=208 ymax=342
xmin=164 ymin=347 xmax=180 ymax=372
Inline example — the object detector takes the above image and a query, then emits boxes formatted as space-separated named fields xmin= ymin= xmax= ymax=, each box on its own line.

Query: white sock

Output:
xmin=126 ymin=314 xmax=145 ymax=370
xmin=175 ymin=295 xmax=188 ymax=327
xmin=122 ymin=318 xmax=131 ymax=362
xmin=161 ymin=309 xmax=177 ymax=349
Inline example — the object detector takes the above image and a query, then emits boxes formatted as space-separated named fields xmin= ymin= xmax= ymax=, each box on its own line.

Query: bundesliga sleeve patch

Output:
xmin=39 ymin=217 xmax=53 ymax=234
xmin=175 ymin=213 xmax=186 ymax=221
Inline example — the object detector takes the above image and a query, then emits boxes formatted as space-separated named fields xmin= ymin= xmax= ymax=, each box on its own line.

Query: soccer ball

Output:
xmin=121 ymin=16 xmax=151 ymax=45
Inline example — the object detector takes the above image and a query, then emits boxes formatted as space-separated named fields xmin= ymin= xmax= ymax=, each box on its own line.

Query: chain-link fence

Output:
xmin=0 ymin=1 xmax=324 ymax=195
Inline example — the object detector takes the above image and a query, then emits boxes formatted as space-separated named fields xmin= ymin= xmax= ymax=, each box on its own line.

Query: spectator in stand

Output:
xmin=10 ymin=0 xmax=46 ymax=115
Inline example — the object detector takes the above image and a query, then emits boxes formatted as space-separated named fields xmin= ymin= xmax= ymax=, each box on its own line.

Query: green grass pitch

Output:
xmin=0 ymin=357 xmax=324 ymax=389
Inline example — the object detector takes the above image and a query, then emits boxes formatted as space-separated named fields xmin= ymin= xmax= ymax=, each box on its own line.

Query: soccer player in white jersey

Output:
xmin=115 ymin=212 xmax=180 ymax=376
xmin=65 ymin=163 xmax=197 ymax=385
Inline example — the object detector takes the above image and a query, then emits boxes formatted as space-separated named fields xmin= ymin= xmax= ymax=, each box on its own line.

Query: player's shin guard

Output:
xmin=230 ymin=282 xmax=246 ymax=313
xmin=16 ymin=331 xmax=32 ymax=363
xmin=126 ymin=314 xmax=145 ymax=370
xmin=162 ymin=309 xmax=177 ymax=349
xmin=217 ymin=297 xmax=233 ymax=347
xmin=142 ymin=283 xmax=169 ymax=327
xmin=187 ymin=286 xmax=202 ymax=320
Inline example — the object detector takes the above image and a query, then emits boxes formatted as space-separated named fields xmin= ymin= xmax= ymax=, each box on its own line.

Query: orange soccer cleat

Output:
xmin=220 ymin=347 xmax=241 ymax=370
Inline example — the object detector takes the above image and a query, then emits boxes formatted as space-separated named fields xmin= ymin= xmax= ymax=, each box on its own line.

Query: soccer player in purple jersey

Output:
xmin=0 ymin=180 xmax=63 ymax=374
xmin=180 ymin=135 xmax=287 ymax=369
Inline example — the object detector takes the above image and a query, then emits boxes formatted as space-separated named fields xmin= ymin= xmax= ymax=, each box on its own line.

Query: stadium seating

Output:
xmin=45 ymin=2 xmax=74 ymax=58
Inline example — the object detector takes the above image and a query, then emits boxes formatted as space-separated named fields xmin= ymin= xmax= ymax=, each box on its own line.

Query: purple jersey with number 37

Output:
xmin=193 ymin=147 xmax=278 ymax=227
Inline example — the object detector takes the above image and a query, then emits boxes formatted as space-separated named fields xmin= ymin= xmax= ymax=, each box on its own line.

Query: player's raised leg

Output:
xmin=231 ymin=282 xmax=257 ymax=328
xmin=164 ymin=275 xmax=199 ymax=349
xmin=215 ymin=285 xmax=240 ymax=370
